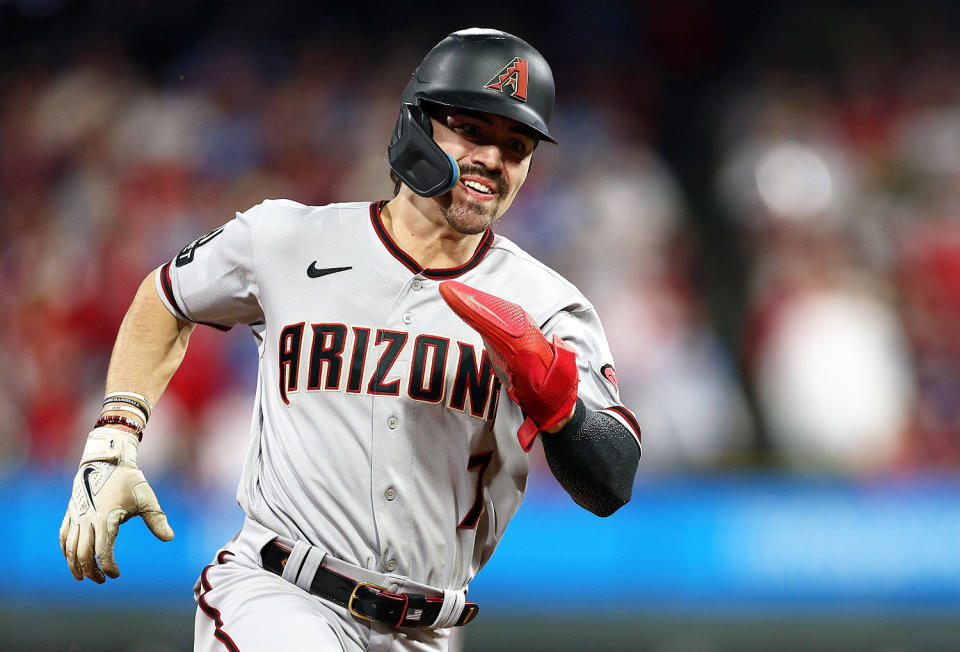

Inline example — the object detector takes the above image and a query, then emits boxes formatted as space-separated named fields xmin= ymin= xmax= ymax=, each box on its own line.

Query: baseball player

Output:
xmin=59 ymin=28 xmax=641 ymax=651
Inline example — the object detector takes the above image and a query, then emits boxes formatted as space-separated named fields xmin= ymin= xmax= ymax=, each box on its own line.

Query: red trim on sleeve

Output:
xmin=159 ymin=261 xmax=233 ymax=332
xmin=159 ymin=262 xmax=189 ymax=321
xmin=605 ymin=405 xmax=641 ymax=443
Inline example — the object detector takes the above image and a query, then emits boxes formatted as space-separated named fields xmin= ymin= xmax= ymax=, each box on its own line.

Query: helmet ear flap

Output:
xmin=388 ymin=103 xmax=460 ymax=198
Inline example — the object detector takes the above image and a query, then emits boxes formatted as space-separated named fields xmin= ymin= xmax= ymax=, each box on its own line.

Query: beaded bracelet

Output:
xmin=95 ymin=415 xmax=144 ymax=441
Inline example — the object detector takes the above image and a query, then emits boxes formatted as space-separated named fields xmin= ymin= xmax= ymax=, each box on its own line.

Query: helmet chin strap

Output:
xmin=389 ymin=104 xmax=461 ymax=197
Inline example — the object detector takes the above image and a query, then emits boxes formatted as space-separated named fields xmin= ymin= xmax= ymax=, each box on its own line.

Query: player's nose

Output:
xmin=468 ymin=143 xmax=505 ymax=173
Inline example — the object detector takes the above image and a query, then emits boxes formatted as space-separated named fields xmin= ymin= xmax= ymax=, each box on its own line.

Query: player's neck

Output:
xmin=381 ymin=195 xmax=486 ymax=270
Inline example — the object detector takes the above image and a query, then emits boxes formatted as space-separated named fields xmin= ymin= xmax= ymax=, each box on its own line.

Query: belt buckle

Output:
xmin=348 ymin=582 xmax=387 ymax=621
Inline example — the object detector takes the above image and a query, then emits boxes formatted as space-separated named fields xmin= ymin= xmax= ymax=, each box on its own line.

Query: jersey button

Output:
xmin=387 ymin=416 xmax=399 ymax=429
xmin=384 ymin=488 xmax=397 ymax=501
xmin=411 ymin=278 xmax=423 ymax=291
xmin=401 ymin=312 xmax=413 ymax=324
xmin=385 ymin=559 xmax=398 ymax=572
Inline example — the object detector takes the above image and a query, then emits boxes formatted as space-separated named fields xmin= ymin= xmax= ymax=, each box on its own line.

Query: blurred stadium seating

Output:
xmin=2 ymin=1 xmax=960 ymax=650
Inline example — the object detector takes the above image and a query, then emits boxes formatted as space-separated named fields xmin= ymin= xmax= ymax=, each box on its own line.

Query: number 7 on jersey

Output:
xmin=457 ymin=451 xmax=493 ymax=529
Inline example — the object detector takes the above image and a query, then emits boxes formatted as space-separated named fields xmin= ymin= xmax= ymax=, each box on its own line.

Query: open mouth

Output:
xmin=460 ymin=176 xmax=498 ymax=200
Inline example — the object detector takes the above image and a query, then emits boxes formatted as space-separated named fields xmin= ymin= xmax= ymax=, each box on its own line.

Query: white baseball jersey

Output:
xmin=156 ymin=199 xmax=641 ymax=591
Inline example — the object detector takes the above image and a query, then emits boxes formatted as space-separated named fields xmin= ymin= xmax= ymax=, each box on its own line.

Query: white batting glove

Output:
xmin=59 ymin=427 xmax=174 ymax=583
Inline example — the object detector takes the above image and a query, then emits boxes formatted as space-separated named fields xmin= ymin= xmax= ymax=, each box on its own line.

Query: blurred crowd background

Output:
xmin=5 ymin=1 xmax=960 ymax=649
xmin=5 ymin=0 xmax=960 ymax=485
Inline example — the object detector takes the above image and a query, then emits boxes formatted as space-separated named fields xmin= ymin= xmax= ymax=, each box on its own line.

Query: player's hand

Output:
xmin=439 ymin=281 xmax=579 ymax=451
xmin=59 ymin=427 xmax=174 ymax=583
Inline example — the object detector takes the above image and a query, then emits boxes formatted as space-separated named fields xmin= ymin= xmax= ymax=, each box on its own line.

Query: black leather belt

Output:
xmin=260 ymin=540 xmax=479 ymax=629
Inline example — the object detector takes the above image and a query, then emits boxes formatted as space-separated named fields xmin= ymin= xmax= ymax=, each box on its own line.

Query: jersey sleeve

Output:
xmin=154 ymin=203 xmax=264 ymax=330
xmin=542 ymin=307 xmax=642 ymax=451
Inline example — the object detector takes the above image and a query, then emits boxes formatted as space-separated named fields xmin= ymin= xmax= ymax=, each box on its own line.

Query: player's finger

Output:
xmin=77 ymin=522 xmax=105 ymax=584
xmin=63 ymin=516 xmax=84 ymax=581
xmin=96 ymin=509 xmax=127 ymax=579
xmin=58 ymin=510 xmax=71 ymax=559
xmin=134 ymin=481 xmax=174 ymax=542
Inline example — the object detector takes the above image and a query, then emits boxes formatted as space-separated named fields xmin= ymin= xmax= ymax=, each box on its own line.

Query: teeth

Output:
xmin=463 ymin=179 xmax=493 ymax=194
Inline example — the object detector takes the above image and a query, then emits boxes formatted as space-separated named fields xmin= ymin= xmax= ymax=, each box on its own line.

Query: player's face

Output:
xmin=429 ymin=108 xmax=536 ymax=235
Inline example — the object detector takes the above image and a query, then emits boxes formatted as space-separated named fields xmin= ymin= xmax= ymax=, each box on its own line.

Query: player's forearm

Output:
xmin=104 ymin=271 xmax=196 ymax=406
xmin=541 ymin=399 xmax=640 ymax=517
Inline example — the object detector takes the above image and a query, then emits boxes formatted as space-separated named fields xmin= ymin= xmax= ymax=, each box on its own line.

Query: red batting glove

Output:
xmin=439 ymin=280 xmax=579 ymax=451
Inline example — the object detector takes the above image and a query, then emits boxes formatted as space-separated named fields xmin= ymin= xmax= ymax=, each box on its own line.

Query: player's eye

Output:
xmin=453 ymin=122 xmax=481 ymax=137
xmin=507 ymin=139 xmax=532 ymax=157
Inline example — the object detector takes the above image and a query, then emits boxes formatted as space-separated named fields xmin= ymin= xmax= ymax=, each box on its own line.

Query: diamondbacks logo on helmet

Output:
xmin=484 ymin=57 xmax=528 ymax=101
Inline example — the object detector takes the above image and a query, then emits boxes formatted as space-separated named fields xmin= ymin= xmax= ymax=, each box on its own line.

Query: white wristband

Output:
xmin=101 ymin=403 xmax=148 ymax=425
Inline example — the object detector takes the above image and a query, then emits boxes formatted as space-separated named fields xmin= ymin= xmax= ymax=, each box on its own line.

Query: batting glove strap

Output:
xmin=504 ymin=335 xmax=579 ymax=451
xmin=80 ymin=427 xmax=140 ymax=465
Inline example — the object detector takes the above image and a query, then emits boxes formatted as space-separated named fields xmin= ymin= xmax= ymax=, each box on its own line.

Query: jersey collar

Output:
xmin=369 ymin=200 xmax=494 ymax=280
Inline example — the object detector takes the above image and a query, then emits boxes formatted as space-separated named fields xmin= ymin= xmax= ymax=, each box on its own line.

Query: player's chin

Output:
xmin=444 ymin=200 xmax=499 ymax=235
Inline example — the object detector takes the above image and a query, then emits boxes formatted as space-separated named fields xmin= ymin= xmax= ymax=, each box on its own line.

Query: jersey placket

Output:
xmin=369 ymin=274 xmax=428 ymax=577
xmin=362 ymin=200 xmax=499 ymax=581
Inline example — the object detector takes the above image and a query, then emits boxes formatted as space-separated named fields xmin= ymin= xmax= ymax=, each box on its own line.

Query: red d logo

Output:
xmin=600 ymin=364 xmax=619 ymax=392
xmin=484 ymin=57 xmax=528 ymax=101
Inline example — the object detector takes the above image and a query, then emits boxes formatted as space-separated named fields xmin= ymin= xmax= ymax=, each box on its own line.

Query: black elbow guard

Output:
xmin=541 ymin=399 xmax=640 ymax=516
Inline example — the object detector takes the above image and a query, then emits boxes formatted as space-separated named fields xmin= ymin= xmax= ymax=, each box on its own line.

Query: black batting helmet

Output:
xmin=388 ymin=28 xmax=557 ymax=197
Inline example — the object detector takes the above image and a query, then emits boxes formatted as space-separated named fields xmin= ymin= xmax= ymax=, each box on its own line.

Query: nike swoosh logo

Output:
xmin=82 ymin=466 xmax=97 ymax=512
xmin=307 ymin=263 xmax=352 ymax=278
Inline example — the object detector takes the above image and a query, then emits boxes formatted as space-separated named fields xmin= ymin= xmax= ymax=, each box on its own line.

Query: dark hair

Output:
xmin=390 ymin=169 xmax=402 ymax=196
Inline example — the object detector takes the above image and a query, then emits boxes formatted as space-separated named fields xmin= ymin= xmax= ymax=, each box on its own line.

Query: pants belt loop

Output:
xmin=281 ymin=540 xmax=319 ymax=590
xmin=432 ymin=588 xmax=467 ymax=629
